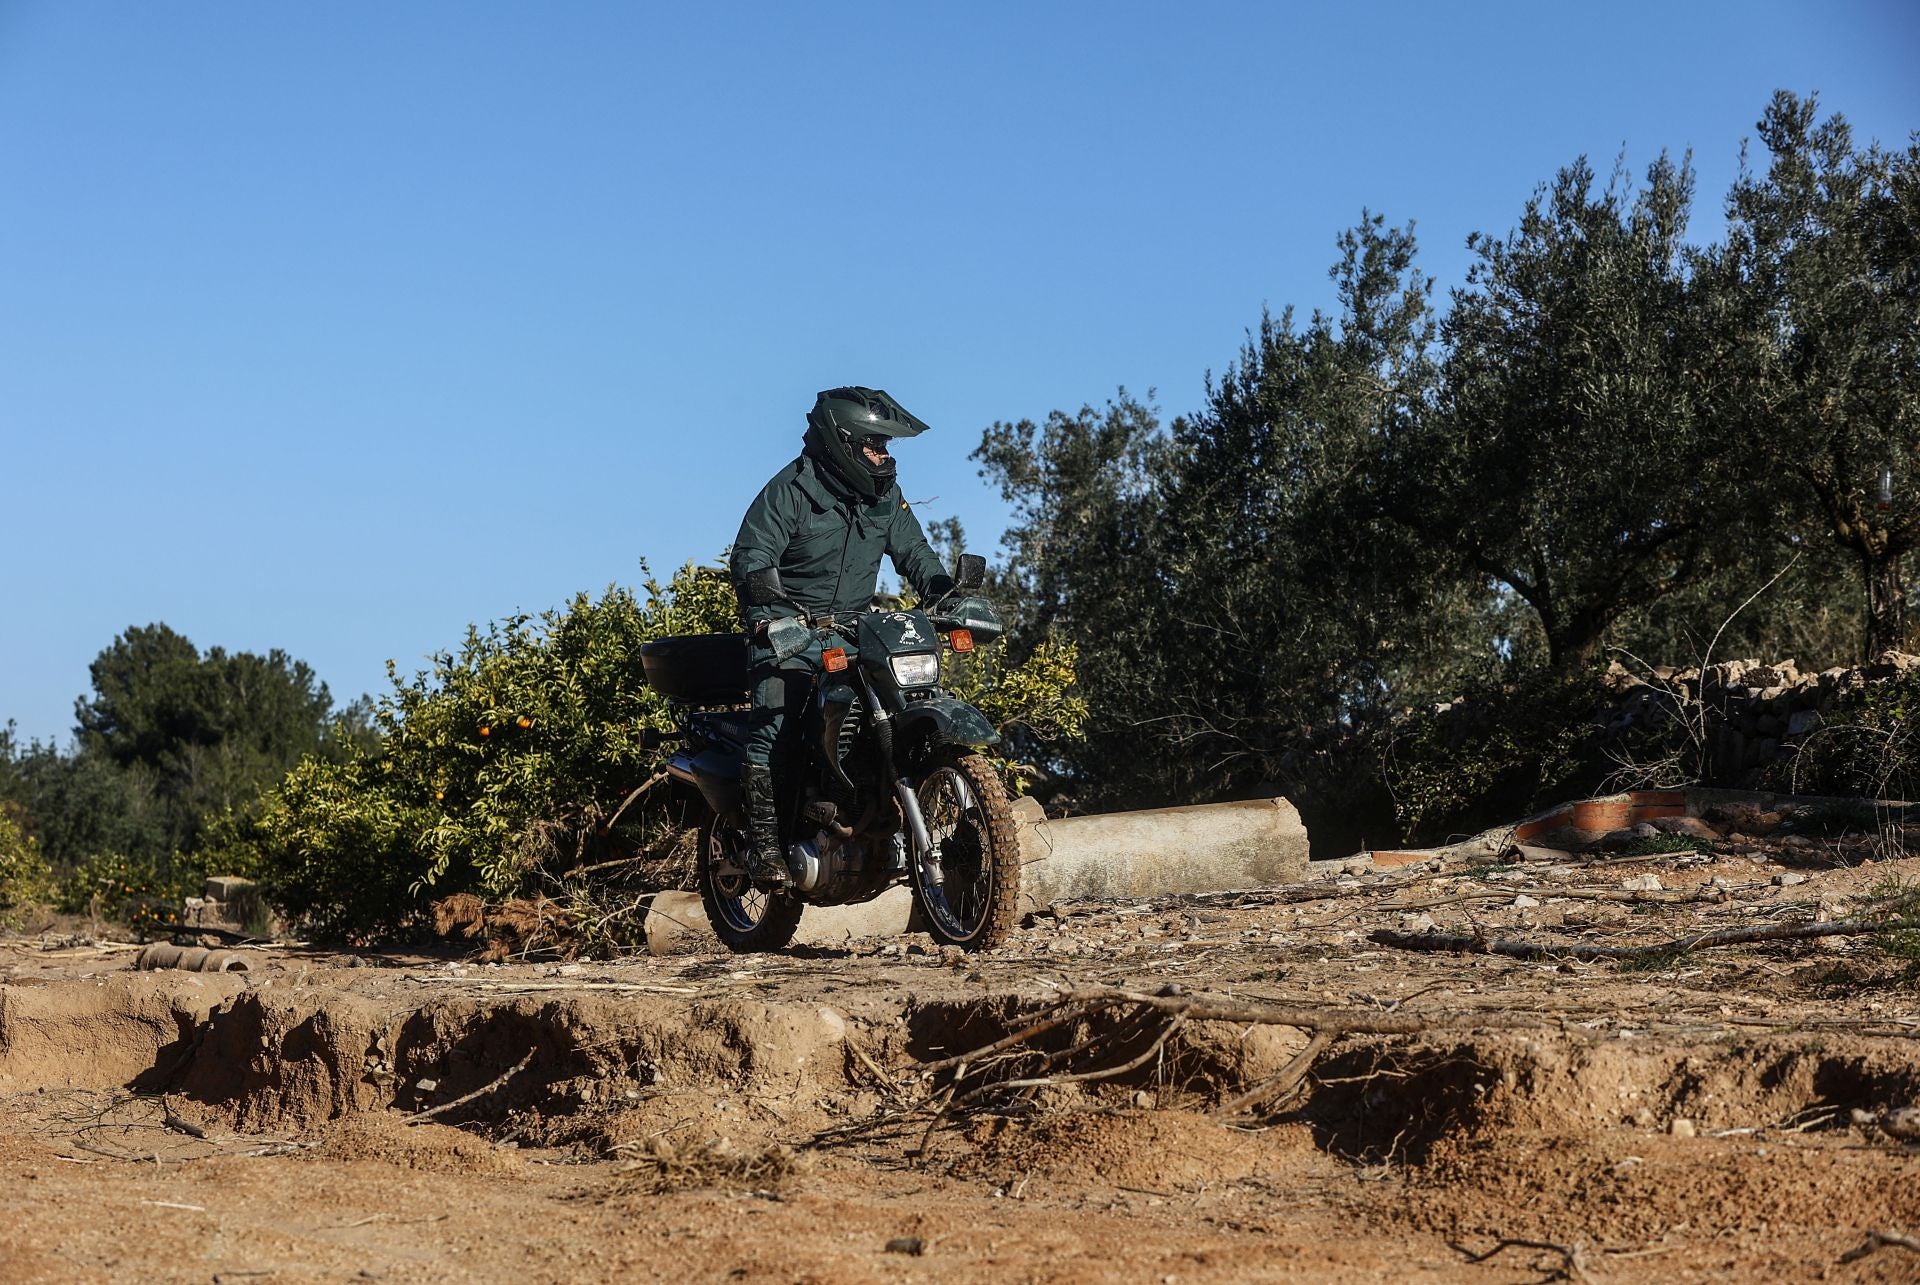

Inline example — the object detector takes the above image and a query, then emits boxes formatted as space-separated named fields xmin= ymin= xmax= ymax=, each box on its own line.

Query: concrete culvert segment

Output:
xmin=134 ymin=942 xmax=251 ymax=973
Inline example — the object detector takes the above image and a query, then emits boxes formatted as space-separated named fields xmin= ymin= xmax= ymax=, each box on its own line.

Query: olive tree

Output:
xmin=1725 ymin=91 xmax=1920 ymax=655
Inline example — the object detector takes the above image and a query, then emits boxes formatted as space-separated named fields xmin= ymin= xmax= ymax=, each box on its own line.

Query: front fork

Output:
xmin=852 ymin=669 xmax=941 ymax=885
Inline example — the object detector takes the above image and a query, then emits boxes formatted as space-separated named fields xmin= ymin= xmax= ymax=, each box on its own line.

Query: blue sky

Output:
xmin=2 ymin=1 xmax=1915 ymax=745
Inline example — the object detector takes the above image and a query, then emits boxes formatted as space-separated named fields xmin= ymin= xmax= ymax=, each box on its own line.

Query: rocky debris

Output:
xmin=1852 ymin=1106 xmax=1920 ymax=1143
xmin=1598 ymin=651 xmax=1918 ymax=776
xmin=180 ymin=875 xmax=271 ymax=936
xmin=1648 ymin=815 xmax=1721 ymax=841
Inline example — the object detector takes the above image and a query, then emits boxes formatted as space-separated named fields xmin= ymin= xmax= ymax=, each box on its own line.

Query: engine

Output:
xmin=787 ymin=829 xmax=900 ymax=902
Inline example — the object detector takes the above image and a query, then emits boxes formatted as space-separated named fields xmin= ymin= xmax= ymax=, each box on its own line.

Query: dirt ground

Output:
xmin=3 ymin=835 xmax=1919 ymax=1283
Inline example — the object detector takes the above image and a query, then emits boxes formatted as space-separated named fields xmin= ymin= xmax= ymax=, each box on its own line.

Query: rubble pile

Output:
xmin=1601 ymin=650 xmax=1919 ymax=777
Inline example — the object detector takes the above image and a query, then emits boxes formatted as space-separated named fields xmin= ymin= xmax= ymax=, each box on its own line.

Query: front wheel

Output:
xmin=697 ymin=813 xmax=803 ymax=953
xmin=911 ymin=751 xmax=1020 ymax=951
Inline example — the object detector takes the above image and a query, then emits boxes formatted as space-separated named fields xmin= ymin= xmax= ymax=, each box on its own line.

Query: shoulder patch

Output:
xmin=902 ymin=501 xmax=910 ymax=510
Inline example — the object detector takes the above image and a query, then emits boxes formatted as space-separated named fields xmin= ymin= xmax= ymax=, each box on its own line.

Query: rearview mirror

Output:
xmin=766 ymin=616 xmax=812 ymax=661
xmin=954 ymin=553 xmax=987 ymax=591
xmin=742 ymin=567 xmax=788 ymax=608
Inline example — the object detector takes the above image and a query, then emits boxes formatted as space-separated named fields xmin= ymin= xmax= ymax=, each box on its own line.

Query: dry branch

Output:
xmin=1453 ymin=1236 xmax=1597 ymax=1283
xmin=1215 ymin=1029 xmax=1334 ymax=1117
xmin=1382 ymin=884 xmax=1739 ymax=911
xmin=1838 ymin=1229 xmax=1920 ymax=1264
xmin=1369 ymin=916 xmax=1920 ymax=963
xmin=404 ymin=1048 xmax=536 ymax=1125
xmin=1055 ymin=985 xmax=1558 ymax=1036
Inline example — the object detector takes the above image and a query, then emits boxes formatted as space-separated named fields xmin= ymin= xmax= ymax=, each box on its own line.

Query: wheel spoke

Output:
xmin=708 ymin=825 xmax=772 ymax=934
xmin=916 ymin=764 xmax=1000 ymax=941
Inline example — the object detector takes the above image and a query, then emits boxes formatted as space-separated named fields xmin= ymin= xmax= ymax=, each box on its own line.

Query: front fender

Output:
xmin=895 ymin=696 xmax=1000 ymax=767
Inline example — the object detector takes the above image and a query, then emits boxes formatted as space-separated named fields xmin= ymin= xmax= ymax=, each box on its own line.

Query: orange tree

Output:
xmin=245 ymin=562 xmax=1083 ymax=942
xmin=245 ymin=564 xmax=734 ymax=940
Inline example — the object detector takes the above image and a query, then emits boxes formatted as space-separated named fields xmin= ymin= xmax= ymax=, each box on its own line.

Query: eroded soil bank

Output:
xmin=3 ymin=846 xmax=1918 ymax=1282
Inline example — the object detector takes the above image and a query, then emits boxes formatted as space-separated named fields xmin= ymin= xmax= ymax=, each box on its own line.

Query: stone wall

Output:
xmin=1600 ymin=650 xmax=1919 ymax=778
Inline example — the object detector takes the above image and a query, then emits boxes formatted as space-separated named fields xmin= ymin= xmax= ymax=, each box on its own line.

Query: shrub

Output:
xmin=1768 ymin=670 xmax=1920 ymax=800
xmin=1383 ymin=667 xmax=1607 ymax=843
xmin=941 ymin=637 xmax=1088 ymax=792
xmin=56 ymin=851 xmax=196 ymax=934
xmin=248 ymin=562 xmax=1087 ymax=943
xmin=0 ymin=806 xmax=52 ymax=926
xmin=251 ymin=755 xmax=433 ymax=941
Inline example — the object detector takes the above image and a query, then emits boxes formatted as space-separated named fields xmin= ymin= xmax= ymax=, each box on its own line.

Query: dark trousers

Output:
xmin=745 ymin=666 xmax=814 ymax=770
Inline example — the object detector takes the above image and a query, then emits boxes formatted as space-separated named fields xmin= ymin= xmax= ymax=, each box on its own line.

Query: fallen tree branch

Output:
xmin=1838 ymin=1229 xmax=1920 ymax=1264
xmin=404 ymin=1048 xmax=537 ymax=1125
xmin=1056 ymin=985 xmax=1557 ymax=1036
xmin=1215 ymin=1028 xmax=1335 ymax=1117
xmin=1452 ymin=1236 xmax=1597 ymax=1283
xmin=917 ymin=1001 xmax=1096 ymax=1074
xmin=1370 ymin=916 xmax=1920 ymax=963
xmin=1382 ymin=884 xmax=1743 ymax=911
xmin=602 ymin=771 xmax=668 ymax=834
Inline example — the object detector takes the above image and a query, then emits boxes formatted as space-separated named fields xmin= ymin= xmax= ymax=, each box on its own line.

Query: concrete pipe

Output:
xmin=134 ymin=943 xmax=250 ymax=973
xmin=642 ymin=795 xmax=1310 ymax=951
xmin=643 ymin=887 xmax=917 ymax=955
xmin=1013 ymin=795 xmax=1309 ymax=910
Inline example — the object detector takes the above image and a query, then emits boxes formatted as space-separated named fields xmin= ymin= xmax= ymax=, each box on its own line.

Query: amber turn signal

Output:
xmin=948 ymin=629 xmax=975 ymax=653
xmin=823 ymin=647 xmax=849 ymax=672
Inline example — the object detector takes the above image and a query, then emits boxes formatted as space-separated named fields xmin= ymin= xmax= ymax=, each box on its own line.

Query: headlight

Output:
xmin=889 ymin=652 xmax=941 ymax=687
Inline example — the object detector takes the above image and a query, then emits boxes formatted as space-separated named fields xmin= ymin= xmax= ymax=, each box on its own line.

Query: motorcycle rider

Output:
xmin=729 ymin=387 xmax=955 ymax=890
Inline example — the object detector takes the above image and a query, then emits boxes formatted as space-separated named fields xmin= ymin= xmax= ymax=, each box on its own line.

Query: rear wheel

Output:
xmin=911 ymin=751 xmax=1020 ymax=950
xmin=697 ymin=813 xmax=803 ymax=953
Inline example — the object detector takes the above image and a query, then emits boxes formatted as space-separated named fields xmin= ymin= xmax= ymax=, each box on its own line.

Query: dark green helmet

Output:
xmin=803 ymin=386 xmax=930 ymax=501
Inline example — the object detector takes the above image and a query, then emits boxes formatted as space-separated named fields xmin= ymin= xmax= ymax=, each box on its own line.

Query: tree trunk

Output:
xmin=1547 ymin=628 xmax=1605 ymax=674
xmin=1863 ymin=549 xmax=1910 ymax=658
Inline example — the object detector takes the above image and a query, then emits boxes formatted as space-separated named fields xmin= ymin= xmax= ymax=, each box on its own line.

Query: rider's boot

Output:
xmin=740 ymin=764 xmax=793 ymax=892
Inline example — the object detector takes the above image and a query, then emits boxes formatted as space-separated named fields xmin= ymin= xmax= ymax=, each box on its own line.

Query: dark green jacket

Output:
xmin=730 ymin=454 xmax=951 ymax=638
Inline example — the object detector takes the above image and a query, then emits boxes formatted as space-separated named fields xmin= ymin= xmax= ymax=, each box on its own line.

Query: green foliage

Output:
xmin=0 ymin=735 xmax=169 ymax=872
xmin=56 ymin=851 xmax=197 ymax=935
xmin=1608 ymin=538 xmax=1866 ymax=674
xmin=1785 ymin=798 xmax=1895 ymax=837
xmin=1611 ymin=832 xmax=1711 ymax=856
xmin=1383 ymin=668 xmax=1604 ymax=844
xmin=973 ymin=222 xmax=1516 ymax=837
xmin=963 ymin=92 xmax=1910 ymax=852
xmin=0 ymin=807 xmax=52 ymax=926
xmin=1725 ymin=92 xmax=1920 ymax=654
xmin=251 ymin=755 xmax=431 ymax=941
xmin=1767 ymin=669 xmax=1920 ymax=799
xmin=249 ymin=559 xmax=1080 ymax=941
xmin=1401 ymin=152 xmax=1752 ymax=671
xmin=252 ymin=570 xmax=713 ymax=937
xmin=941 ymin=638 xmax=1089 ymax=791
xmin=1860 ymin=874 xmax=1920 ymax=986
xmin=370 ymin=566 xmax=734 ymax=897
xmin=73 ymin=623 xmax=342 ymax=857
xmin=0 ymin=625 xmax=365 ymax=918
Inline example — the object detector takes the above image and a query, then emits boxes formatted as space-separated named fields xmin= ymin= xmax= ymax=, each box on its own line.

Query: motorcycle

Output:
xmin=638 ymin=554 xmax=1021 ymax=953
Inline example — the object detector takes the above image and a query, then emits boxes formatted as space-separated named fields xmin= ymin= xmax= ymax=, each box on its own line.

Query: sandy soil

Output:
xmin=3 ymin=837 xmax=1918 ymax=1283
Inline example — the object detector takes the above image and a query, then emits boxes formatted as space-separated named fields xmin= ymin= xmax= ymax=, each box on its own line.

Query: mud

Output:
xmin=3 ymin=847 xmax=1919 ymax=1282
